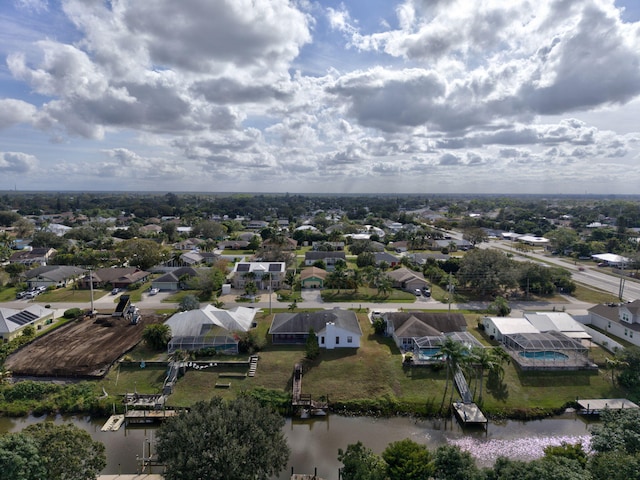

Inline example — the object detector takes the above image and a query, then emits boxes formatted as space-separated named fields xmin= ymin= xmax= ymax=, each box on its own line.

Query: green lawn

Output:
xmin=321 ymin=287 xmax=416 ymax=303
xmin=83 ymin=309 xmax=635 ymax=417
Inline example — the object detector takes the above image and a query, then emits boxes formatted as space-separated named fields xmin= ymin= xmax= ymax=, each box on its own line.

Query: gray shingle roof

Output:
xmin=270 ymin=309 xmax=361 ymax=336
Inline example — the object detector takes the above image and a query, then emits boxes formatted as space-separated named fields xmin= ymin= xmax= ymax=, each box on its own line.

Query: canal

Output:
xmin=0 ymin=412 xmax=595 ymax=480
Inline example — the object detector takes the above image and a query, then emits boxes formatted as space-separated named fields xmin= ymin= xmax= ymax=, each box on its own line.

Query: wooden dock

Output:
xmin=101 ymin=414 xmax=125 ymax=432
xmin=291 ymin=363 xmax=328 ymax=416
xmin=453 ymin=401 xmax=487 ymax=427
xmin=577 ymin=398 xmax=639 ymax=415
xmin=125 ymin=409 xmax=179 ymax=424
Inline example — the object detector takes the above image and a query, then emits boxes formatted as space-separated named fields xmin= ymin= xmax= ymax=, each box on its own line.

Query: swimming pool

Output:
xmin=418 ymin=348 xmax=443 ymax=361
xmin=518 ymin=351 xmax=569 ymax=360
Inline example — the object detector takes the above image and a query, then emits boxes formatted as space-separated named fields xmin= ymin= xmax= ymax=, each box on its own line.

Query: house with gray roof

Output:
xmin=165 ymin=304 xmax=257 ymax=354
xmin=588 ymin=300 xmax=640 ymax=347
xmin=386 ymin=267 xmax=429 ymax=292
xmin=25 ymin=265 xmax=85 ymax=289
xmin=269 ymin=308 xmax=362 ymax=349
xmin=152 ymin=267 xmax=199 ymax=291
xmin=383 ymin=311 xmax=467 ymax=350
xmin=304 ymin=251 xmax=346 ymax=268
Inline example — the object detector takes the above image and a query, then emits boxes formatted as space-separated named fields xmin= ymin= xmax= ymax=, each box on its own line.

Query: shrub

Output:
xmin=63 ymin=308 xmax=83 ymax=319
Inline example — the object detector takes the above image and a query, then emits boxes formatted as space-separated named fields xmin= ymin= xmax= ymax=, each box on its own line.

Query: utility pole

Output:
xmin=619 ymin=261 xmax=626 ymax=301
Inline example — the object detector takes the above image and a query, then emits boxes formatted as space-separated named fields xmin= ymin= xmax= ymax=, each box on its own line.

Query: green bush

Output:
xmin=63 ymin=308 xmax=83 ymax=319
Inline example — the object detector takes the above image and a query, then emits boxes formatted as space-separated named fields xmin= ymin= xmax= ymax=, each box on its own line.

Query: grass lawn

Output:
xmin=38 ymin=287 xmax=101 ymax=303
xmin=87 ymin=308 xmax=633 ymax=417
xmin=572 ymin=284 xmax=620 ymax=304
xmin=321 ymin=287 xmax=416 ymax=303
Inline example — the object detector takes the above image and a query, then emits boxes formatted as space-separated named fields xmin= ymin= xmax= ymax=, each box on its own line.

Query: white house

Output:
xmin=269 ymin=308 xmax=362 ymax=349
xmin=0 ymin=305 xmax=55 ymax=342
xmin=588 ymin=300 xmax=640 ymax=346
xmin=482 ymin=316 xmax=540 ymax=342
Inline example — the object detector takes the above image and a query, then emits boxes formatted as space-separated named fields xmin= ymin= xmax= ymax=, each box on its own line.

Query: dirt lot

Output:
xmin=5 ymin=312 xmax=164 ymax=378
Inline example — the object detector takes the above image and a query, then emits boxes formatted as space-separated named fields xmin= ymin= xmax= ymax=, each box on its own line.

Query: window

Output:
xmin=347 ymin=336 xmax=353 ymax=344
xmin=321 ymin=337 xmax=325 ymax=345
xmin=336 ymin=336 xmax=340 ymax=344
xmin=625 ymin=328 xmax=628 ymax=336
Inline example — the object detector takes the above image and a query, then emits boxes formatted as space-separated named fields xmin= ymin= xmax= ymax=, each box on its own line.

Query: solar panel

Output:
xmin=268 ymin=264 xmax=281 ymax=272
xmin=237 ymin=264 xmax=250 ymax=272
xmin=8 ymin=311 xmax=39 ymax=326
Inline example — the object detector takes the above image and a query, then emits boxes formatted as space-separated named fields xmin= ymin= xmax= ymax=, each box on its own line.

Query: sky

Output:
xmin=1 ymin=0 xmax=640 ymax=195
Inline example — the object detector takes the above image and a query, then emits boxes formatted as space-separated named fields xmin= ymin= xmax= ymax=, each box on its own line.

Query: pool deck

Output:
xmin=577 ymin=398 xmax=639 ymax=415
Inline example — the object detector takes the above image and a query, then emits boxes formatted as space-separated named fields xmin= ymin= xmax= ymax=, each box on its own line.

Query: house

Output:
xmin=373 ymin=252 xmax=399 ymax=267
xmin=388 ymin=241 xmax=409 ymax=253
xmin=152 ymin=267 xmax=199 ymax=291
xmin=304 ymin=251 xmax=346 ymax=268
xmin=165 ymin=305 xmax=257 ymax=354
xmin=231 ymin=262 xmax=286 ymax=290
xmin=587 ymin=300 xmax=640 ymax=346
xmin=312 ymin=241 xmax=345 ymax=251
xmin=218 ymin=240 xmax=250 ymax=250
xmin=434 ymin=239 xmax=473 ymax=251
xmin=9 ymin=247 xmax=57 ymax=266
xmin=179 ymin=251 xmax=205 ymax=266
xmin=173 ymin=238 xmax=204 ymax=251
xmin=263 ymin=236 xmax=298 ymax=251
xmin=386 ymin=267 xmax=429 ymax=292
xmin=25 ymin=265 xmax=85 ymax=289
xmin=269 ymin=308 xmax=362 ymax=349
xmin=408 ymin=253 xmax=450 ymax=265
xmin=524 ymin=312 xmax=592 ymax=345
xmin=0 ymin=305 xmax=55 ymax=342
xmin=300 ymin=267 xmax=327 ymax=289
xmin=383 ymin=312 xmax=467 ymax=350
xmin=247 ymin=220 xmax=269 ymax=230
xmin=482 ymin=316 xmax=540 ymax=343
xmin=78 ymin=267 xmax=151 ymax=290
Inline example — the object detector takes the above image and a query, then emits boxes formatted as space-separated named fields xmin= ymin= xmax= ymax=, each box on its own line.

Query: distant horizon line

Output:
xmin=1 ymin=190 xmax=639 ymax=199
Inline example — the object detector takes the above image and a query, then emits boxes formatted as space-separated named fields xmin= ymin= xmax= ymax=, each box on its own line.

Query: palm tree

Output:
xmin=605 ymin=357 xmax=628 ymax=386
xmin=434 ymin=337 xmax=466 ymax=413
xmin=377 ymin=274 xmax=393 ymax=297
xmin=470 ymin=346 xmax=498 ymax=403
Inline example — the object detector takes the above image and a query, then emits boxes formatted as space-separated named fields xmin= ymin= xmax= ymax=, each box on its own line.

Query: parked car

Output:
xmin=16 ymin=291 xmax=27 ymax=299
xmin=111 ymin=288 xmax=120 ymax=295
xmin=35 ymin=286 xmax=47 ymax=293
xmin=414 ymin=289 xmax=422 ymax=296
xmin=148 ymin=287 xmax=159 ymax=296
xmin=422 ymin=290 xmax=431 ymax=297
xmin=23 ymin=291 xmax=38 ymax=299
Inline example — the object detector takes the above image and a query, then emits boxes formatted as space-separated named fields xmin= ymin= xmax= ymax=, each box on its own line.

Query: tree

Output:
xmin=13 ymin=218 xmax=34 ymax=239
xmin=157 ymin=396 xmax=289 ymax=480
xmin=488 ymin=296 xmax=511 ymax=316
xmin=356 ymin=251 xmax=376 ymax=268
xmin=116 ymin=238 xmax=171 ymax=270
xmin=142 ymin=324 xmax=171 ymax=350
xmin=305 ymin=328 xmax=320 ymax=359
xmin=338 ymin=441 xmax=387 ymax=480
xmin=462 ymin=227 xmax=488 ymax=247
xmin=458 ymin=248 xmax=517 ymax=297
xmin=432 ymin=444 xmax=482 ymax=480
xmin=0 ymin=433 xmax=45 ymax=480
xmin=434 ymin=336 xmax=467 ymax=412
xmin=590 ymin=408 xmax=640 ymax=455
xmin=382 ymin=438 xmax=433 ymax=480
xmin=545 ymin=228 xmax=579 ymax=255
xmin=179 ymin=294 xmax=200 ymax=311
xmin=22 ymin=422 xmax=106 ymax=480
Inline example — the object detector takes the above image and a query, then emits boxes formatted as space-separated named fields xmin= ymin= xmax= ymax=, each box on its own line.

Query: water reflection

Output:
xmin=0 ymin=412 xmax=597 ymax=480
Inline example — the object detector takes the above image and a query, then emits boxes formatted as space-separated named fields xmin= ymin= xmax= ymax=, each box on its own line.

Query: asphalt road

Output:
xmin=482 ymin=239 xmax=640 ymax=301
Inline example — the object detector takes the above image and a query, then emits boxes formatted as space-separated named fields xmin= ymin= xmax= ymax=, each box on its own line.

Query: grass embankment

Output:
xmin=162 ymin=312 xmax=625 ymax=418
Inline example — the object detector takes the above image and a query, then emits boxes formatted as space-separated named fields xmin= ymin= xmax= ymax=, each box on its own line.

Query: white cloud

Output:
xmin=0 ymin=152 xmax=38 ymax=173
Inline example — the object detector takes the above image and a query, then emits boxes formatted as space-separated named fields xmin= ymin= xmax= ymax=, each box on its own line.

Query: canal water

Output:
xmin=0 ymin=412 xmax=595 ymax=480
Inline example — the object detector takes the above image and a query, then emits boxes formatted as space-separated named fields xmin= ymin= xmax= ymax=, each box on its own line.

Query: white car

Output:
xmin=148 ymin=287 xmax=159 ymax=296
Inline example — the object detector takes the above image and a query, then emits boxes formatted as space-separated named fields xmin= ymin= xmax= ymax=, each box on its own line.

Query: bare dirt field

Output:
xmin=5 ymin=312 xmax=164 ymax=378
